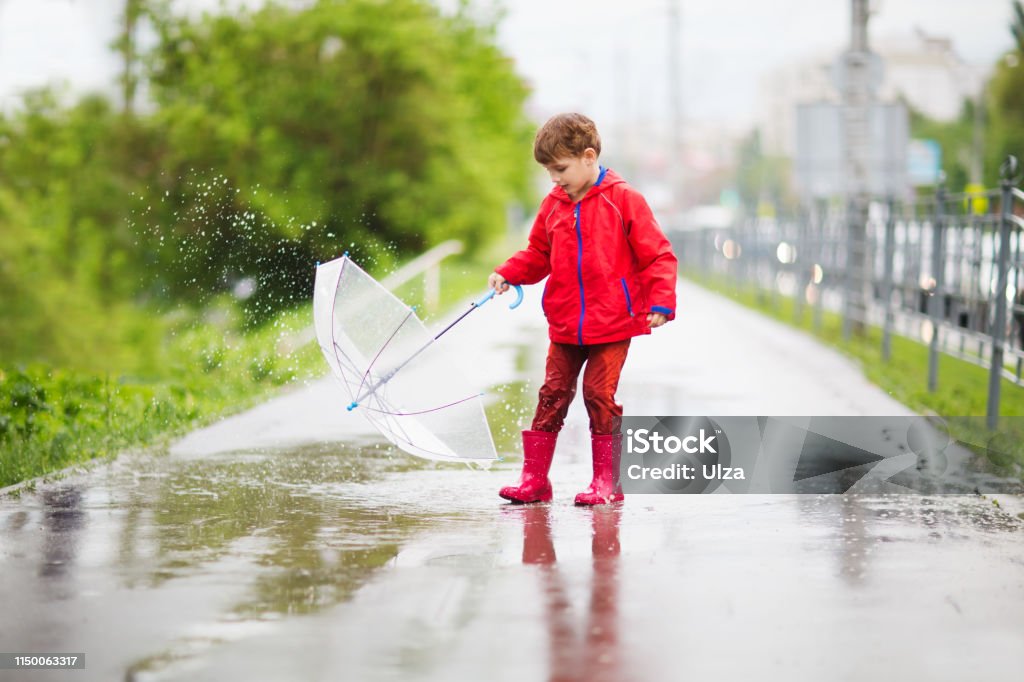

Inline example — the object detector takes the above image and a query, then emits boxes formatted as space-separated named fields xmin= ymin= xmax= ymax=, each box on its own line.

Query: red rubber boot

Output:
xmin=574 ymin=433 xmax=624 ymax=505
xmin=499 ymin=430 xmax=557 ymax=503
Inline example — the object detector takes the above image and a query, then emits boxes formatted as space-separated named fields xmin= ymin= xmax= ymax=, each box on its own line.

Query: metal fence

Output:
xmin=673 ymin=158 xmax=1024 ymax=429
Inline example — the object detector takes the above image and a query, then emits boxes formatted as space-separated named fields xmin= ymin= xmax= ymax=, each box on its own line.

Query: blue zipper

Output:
xmin=620 ymin=278 xmax=634 ymax=317
xmin=571 ymin=169 xmax=605 ymax=345
xmin=574 ymin=202 xmax=585 ymax=345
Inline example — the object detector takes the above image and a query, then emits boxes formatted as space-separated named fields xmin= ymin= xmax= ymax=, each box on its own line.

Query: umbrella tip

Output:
xmin=315 ymin=261 xmax=320 ymax=267
xmin=343 ymin=250 xmax=350 ymax=258
xmin=346 ymin=402 xmax=358 ymax=411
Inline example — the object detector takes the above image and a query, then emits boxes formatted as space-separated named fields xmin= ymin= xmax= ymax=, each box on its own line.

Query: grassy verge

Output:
xmin=688 ymin=272 xmax=1024 ymax=478
xmin=0 ymin=304 xmax=323 ymax=490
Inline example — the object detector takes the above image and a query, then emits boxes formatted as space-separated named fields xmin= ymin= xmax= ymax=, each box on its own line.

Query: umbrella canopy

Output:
xmin=314 ymin=254 xmax=504 ymax=464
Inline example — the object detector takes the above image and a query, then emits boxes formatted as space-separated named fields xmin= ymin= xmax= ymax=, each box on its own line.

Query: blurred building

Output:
xmin=757 ymin=27 xmax=988 ymax=157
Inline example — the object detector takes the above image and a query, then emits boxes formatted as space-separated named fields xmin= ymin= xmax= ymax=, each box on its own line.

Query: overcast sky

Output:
xmin=0 ymin=0 xmax=1015 ymax=130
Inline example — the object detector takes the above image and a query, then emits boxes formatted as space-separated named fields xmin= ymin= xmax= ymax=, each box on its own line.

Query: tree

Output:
xmin=113 ymin=0 xmax=147 ymax=116
xmin=0 ymin=0 xmax=536 ymax=365
xmin=906 ymin=100 xmax=973 ymax=193
xmin=986 ymin=1 xmax=1024 ymax=185
xmin=139 ymin=0 xmax=534 ymax=318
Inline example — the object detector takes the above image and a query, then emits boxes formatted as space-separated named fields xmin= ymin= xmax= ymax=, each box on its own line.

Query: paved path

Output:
xmin=1 ymin=280 xmax=1022 ymax=681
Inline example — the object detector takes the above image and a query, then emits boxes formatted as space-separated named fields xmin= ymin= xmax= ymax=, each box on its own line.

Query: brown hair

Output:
xmin=533 ymin=113 xmax=601 ymax=165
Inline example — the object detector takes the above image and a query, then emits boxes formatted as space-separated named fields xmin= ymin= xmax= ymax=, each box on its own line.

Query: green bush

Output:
xmin=0 ymin=306 xmax=322 ymax=489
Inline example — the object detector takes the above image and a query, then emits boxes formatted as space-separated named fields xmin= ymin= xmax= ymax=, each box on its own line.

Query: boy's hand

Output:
xmin=488 ymin=272 xmax=509 ymax=294
xmin=647 ymin=313 xmax=667 ymax=328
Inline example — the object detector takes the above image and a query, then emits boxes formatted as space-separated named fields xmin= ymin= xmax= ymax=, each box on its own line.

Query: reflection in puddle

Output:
xmin=39 ymin=486 xmax=86 ymax=581
xmin=509 ymin=504 xmax=625 ymax=682
xmin=107 ymin=441 xmax=443 ymax=676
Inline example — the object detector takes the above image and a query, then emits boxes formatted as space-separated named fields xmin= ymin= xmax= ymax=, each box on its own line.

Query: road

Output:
xmin=1 ymin=280 xmax=1022 ymax=681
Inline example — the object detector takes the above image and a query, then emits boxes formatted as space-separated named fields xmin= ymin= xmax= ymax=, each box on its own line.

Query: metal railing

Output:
xmin=378 ymin=239 xmax=464 ymax=312
xmin=673 ymin=158 xmax=1024 ymax=429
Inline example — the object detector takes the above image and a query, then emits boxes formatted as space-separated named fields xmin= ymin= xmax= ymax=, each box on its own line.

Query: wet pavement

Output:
xmin=2 ymin=280 xmax=1023 ymax=681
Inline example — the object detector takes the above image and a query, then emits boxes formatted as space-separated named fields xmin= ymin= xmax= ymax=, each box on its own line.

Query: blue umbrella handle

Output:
xmin=475 ymin=284 xmax=524 ymax=309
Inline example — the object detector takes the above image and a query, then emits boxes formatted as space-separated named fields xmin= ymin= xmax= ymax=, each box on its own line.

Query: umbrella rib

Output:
xmin=358 ymin=392 xmax=482 ymax=417
xmin=325 ymin=257 xmax=390 ymax=406
xmin=331 ymin=342 xmax=440 ymax=418
xmin=331 ymin=343 xmax=368 ymax=396
xmin=328 ymin=258 xmax=350 ymax=398
xmin=362 ymin=393 xmax=467 ymax=460
xmin=336 ymin=346 xmax=481 ymax=417
xmin=354 ymin=308 xmax=416 ymax=404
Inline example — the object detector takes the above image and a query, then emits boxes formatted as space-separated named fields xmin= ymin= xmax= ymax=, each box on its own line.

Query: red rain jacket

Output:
xmin=496 ymin=168 xmax=678 ymax=345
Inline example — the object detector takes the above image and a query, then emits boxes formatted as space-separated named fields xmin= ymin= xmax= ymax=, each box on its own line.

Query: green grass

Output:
xmin=688 ymin=272 xmax=1024 ymax=478
xmin=0 ymin=305 xmax=323 ymax=489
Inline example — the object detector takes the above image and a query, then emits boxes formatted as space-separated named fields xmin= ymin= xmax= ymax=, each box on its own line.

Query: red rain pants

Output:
xmin=531 ymin=340 xmax=631 ymax=436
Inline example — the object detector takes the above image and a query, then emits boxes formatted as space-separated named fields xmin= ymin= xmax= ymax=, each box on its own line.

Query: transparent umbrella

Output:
xmin=313 ymin=254 xmax=522 ymax=464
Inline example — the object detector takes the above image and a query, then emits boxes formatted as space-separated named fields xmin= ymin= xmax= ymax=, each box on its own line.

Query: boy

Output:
xmin=490 ymin=113 xmax=678 ymax=505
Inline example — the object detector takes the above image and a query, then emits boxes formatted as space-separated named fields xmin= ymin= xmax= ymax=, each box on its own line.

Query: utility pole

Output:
xmin=615 ymin=47 xmax=633 ymax=180
xmin=667 ymin=0 xmax=684 ymax=217
xmin=839 ymin=0 xmax=878 ymax=338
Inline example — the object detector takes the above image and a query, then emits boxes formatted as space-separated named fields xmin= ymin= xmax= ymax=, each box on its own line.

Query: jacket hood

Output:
xmin=549 ymin=166 xmax=624 ymax=204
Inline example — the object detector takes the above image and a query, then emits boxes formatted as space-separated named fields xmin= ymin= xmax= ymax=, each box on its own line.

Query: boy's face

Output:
xmin=543 ymin=148 xmax=598 ymax=200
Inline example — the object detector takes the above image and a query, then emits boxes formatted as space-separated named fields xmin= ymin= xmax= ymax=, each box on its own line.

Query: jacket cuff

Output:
xmin=495 ymin=265 xmax=518 ymax=285
xmin=650 ymin=306 xmax=673 ymax=316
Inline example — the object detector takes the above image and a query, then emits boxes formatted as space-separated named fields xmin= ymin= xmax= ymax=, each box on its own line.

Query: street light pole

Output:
xmin=667 ymin=0 xmax=683 ymax=217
